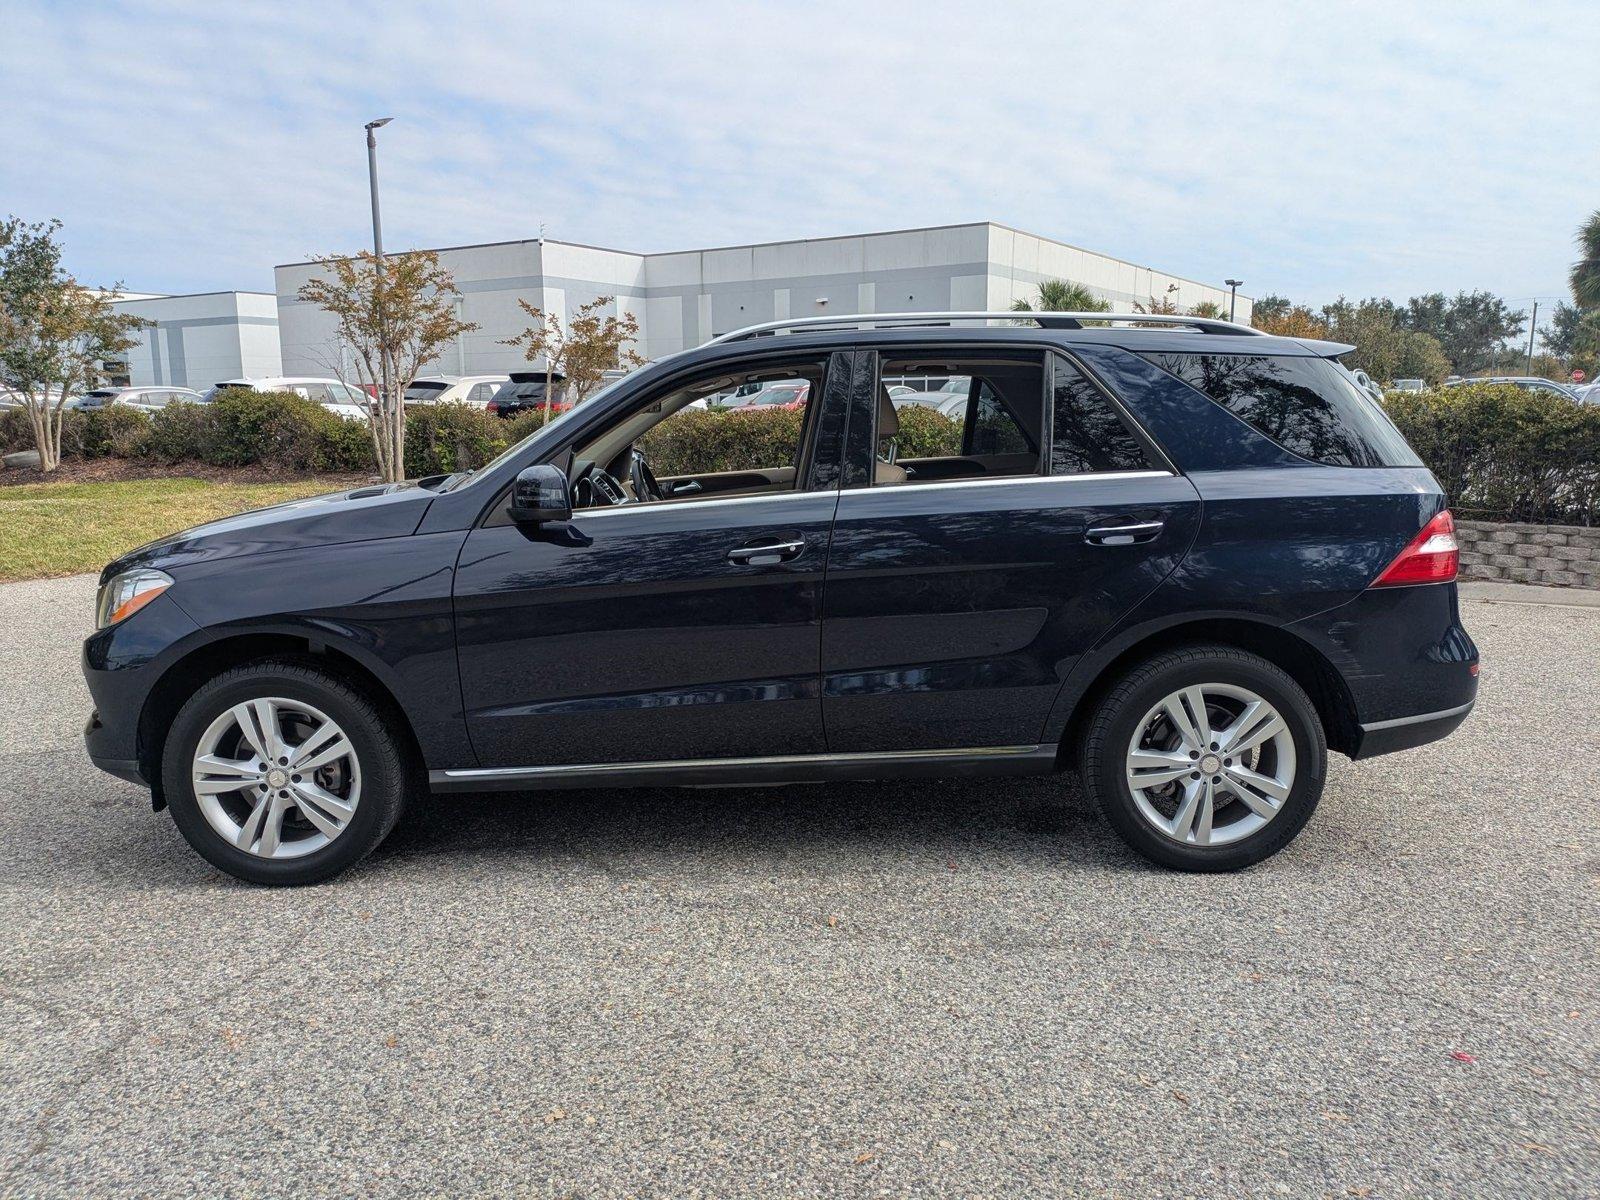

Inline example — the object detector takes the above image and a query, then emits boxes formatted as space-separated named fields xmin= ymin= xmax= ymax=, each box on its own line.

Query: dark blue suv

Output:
xmin=83 ymin=312 xmax=1478 ymax=885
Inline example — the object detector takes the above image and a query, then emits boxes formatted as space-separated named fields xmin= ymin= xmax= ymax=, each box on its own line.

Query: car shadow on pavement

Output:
xmin=362 ymin=772 xmax=1142 ymax=878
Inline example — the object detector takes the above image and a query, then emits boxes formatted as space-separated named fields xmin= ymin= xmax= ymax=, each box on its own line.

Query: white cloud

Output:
xmin=1 ymin=0 xmax=1595 ymax=316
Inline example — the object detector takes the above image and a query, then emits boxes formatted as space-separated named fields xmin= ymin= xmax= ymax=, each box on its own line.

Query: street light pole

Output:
xmin=1524 ymin=300 xmax=1538 ymax=376
xmin=365 ymin=117 xmax=390 ymax=259
xmin=1225 ymin=279 xmax=1243 ymax=323
xmin=364 ymin=117 xmax=393 ymax=433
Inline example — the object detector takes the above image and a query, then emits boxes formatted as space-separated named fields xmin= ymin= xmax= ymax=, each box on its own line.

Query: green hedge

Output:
xmin=1384 ymin=383 xmax=1600 ymax=525
xmin=15 ymin=384 xmax=1592 ymax=530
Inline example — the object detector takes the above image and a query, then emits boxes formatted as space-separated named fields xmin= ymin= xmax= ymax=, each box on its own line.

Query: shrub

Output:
xmin=202 ymin=390 xmax=374 ymax=473
xmin=894 ymin=405 xmax=964 ymax=459
xmin=66 ymin=406 xmax=151 ymax=459
xmin=640 ymin=406 xmax=806 ymax=477
xmin=403 ymin=403 xmax=513 ymax=477
xmin=145 ymin=401 xmax=212 ymax=463
xmin=0 ymin=408 xmax=31 ymax=453
xmin=1384 ymin=383 xmax=1600 ymax=525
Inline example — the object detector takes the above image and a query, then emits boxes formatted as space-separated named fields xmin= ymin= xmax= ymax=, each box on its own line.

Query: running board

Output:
xmin=430 ymin=744 xmax=1056 ymax=792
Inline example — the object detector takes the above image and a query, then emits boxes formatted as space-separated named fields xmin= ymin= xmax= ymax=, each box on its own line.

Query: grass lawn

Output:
xmin=0 ymin=476 xmax=347 ymax=583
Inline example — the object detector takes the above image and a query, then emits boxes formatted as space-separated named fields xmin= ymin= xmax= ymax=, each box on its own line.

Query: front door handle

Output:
xmin=1086 ymin=521 xmax=1163 ymax=546
xmin=728 ymin=536 xmax=806 ymax=566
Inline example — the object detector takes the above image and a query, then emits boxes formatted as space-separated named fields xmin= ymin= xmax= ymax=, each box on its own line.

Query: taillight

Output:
xmin=486 ymin=399 xmax=499 ymax=414
xmin=1371 ymin=509 xmax=1459 ymax=588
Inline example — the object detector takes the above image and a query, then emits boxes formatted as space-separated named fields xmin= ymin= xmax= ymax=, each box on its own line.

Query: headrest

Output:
xmin=877 ymin=385 xmax=899 ymax=438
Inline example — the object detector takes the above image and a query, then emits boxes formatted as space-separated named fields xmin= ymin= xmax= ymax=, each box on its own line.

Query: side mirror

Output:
xmin=507 ymin=464 xmax=571 ymax=524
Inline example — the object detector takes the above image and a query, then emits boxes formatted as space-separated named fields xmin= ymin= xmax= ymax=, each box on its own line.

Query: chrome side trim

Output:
xmin=840 ymin=470 xmax=1174 ymax=498
xmin=439 ymin=744 xmax=1044 ymax=782
xmin=1359 ymin=700 xmax=1475 ymax=732
xmin=571 ymin=488 xmax=835 ymax=520
xmin=709 ymin=311 xmax=1267 ymax=344
xmin=568 ymin=470 xmax=1176 ymax=519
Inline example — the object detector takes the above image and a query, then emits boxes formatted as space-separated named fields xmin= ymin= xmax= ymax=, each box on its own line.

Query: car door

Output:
xmin=821 ymin=344 xmax=1202 ymax=753
xmin=451 ymin=350 xmax=861 ymax=770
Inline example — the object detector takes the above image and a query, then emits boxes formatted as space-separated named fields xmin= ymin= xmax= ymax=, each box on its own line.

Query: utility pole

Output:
xmin=365 ymin=117 xmax=393 ymax=416
xmin=1225 ymin=279 xmax=1243 ymax=322
xmin=1524 ymin=300 xmax=1538 ymax=376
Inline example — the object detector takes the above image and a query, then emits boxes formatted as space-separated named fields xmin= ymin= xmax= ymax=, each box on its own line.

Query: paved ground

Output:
xmin=2 ymin=575 xmax=1596 ymax=1199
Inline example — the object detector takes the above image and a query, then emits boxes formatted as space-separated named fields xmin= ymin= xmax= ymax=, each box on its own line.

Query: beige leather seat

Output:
xmin=875 ymin=387 xmax=907 ymax=485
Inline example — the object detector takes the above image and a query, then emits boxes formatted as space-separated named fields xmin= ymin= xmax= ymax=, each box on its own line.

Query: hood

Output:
xmin=101 ymin=481 xmax=434 ymax=583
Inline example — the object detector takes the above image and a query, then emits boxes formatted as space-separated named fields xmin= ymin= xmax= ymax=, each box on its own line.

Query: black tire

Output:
xmin=1080 ymin=644 xmax=1327 ymax=872
xmin=161 ymin=658 xmax=410 ymax=886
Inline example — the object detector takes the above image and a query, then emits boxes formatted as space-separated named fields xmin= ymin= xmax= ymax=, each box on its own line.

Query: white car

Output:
xmin=207 ymin=377 xmax=371 ymax=421
xmin=76 ymin=386 xmax=206 ymax=414
xmin=403 ymin=375 xmax=509 ymax=409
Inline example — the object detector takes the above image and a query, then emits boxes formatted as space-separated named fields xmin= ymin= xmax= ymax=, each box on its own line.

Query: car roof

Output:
xmin=684 ymin=325 xmax=1352 ymax=359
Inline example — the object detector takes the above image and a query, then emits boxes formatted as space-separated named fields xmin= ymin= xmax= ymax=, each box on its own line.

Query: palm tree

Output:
xmin=1573 ymin=210 xmax=1600 ymax=309
xmin=1011 ymin=278 xmax=1109 ymax=313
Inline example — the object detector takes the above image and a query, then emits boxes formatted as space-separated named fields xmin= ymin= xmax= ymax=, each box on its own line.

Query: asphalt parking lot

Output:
xmin=2 ymin=575 xmax=1596 ymax=1199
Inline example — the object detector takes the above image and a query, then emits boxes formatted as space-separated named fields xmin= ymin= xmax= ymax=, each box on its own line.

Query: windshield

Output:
xmin=445 ymin=371 xmax=637 ymax=491
xmin=404 ymin=381 xmax=450 ymax=403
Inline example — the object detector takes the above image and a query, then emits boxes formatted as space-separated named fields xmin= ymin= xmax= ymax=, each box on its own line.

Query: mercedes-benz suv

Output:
xmin=83 ymin=312 xmax=1478 ymax=885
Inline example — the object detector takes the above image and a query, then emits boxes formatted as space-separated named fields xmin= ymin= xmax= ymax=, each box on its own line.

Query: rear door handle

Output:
xmin=1086 ymin=521 xmax=1163 ymax=546
xmin=727 ymin=536 xmax=806 ymax=566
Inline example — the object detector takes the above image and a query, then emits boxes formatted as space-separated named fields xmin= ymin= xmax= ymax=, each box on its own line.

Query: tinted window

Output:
xmin=1140 ymin=352 xmax=1421 ymax=467
xmin=970 ymin=380 xmax=1032 ymax=456
xmin=1049 ymin=354 xmax=1155 ymax=475
xmin=404 ymin=381 xmax=449 ymax=403
xmin=878 ymin=356 xmax=1044 ymax=483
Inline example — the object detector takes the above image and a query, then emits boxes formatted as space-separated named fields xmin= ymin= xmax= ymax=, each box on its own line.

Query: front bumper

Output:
xmin=82 ymin=592 xmax=202 ymax=790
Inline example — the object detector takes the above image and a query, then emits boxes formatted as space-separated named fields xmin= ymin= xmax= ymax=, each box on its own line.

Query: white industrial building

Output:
xmin=109 ymin=291 xmax=282 ymax=389
xmin=274 ymin=222 xmax=1251 ymax=378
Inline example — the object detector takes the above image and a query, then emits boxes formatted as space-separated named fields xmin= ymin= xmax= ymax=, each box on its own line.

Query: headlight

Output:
xmin=96 ymin=568 xmax=174 ymax=628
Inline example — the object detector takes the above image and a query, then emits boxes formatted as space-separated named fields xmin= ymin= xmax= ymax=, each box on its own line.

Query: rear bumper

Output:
xmin=1288 ymin=580 xmax=1478 ymax=759
xmin=1351 ymin=698 xmax=1475 ymax=760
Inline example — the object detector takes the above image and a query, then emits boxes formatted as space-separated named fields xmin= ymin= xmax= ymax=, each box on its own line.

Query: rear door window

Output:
xmin=1049 ymin=354 xmax=1157 ymax=475
xmin=1138 ymin=352 xmax=1421 ymax=467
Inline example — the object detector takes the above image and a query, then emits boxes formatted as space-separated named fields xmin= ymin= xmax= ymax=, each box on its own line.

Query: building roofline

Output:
xmin=273 ymin=221 xmax=1247 ymax=300
xmin=113 ymin=290 xmax=276 ymax=304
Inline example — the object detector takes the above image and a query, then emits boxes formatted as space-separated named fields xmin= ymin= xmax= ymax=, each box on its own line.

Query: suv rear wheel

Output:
xmin=1081 ymin=645 xmax=1326 ymax=871
xmin=161 ymin=659 xmax=409 ymax=886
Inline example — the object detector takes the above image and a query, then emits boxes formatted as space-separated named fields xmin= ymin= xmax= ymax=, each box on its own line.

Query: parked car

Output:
xmin=75 ymin=386 xmax=206 ymax=414
xmin=485 ymin=371 xmax=569 ymax=418
xmin=1443 ymin=375 xmax=1579 ymax=400
xmin=1570 ymin=382 xmax=1600 ymax=405
xmin=1 ymin=386 xmax=72 ymax=409
xmin=206 ymin=377 xmax=370 ymax=421
xmin=1347 ymin=369 xmax=1386 ymax=402
xmin=83 ymin=310 xmax=1477 ymax=886
xmin=403 ymin=375 xmax=510 ymax=409
xmin=722 ymin=381 xmax=810 ymax=411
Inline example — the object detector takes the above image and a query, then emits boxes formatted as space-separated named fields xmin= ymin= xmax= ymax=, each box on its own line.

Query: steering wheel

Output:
xmin=628 ymin=447 xmax=664 ymax=503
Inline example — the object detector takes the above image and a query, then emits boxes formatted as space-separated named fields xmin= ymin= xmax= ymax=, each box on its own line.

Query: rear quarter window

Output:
xmin=1139 ymin=352 xmax=1421 ymax=468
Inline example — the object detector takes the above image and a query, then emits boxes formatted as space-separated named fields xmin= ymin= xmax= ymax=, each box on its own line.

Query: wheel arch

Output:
xmin=1050 ymin=615 xmax=1360 ymax=767
xmin=137 ymin=631 xmax=426 ymax=809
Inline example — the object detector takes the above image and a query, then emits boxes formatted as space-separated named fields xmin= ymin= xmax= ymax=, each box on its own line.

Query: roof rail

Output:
xmin=708 ymin=310 xmax=1267 ymax=344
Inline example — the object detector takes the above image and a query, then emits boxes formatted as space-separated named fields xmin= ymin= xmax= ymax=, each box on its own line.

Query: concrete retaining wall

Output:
xmin=1456 ymin=520 xmax=1600 ymax=589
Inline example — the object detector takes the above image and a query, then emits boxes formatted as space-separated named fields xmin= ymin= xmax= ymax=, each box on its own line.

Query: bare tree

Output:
xmin=502 ymin=295 xmax=645 ymax=414
xmin=297 ymin=249 xmax=476 ymax=482
xmin=0 ymin=217 xmax=147 ymax=472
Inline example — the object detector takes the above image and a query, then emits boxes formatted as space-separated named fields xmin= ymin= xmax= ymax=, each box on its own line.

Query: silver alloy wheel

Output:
xmin=191 ymin=697 xmax=361 ymax=859
xmin=1124 ymin=683 xmax=1296 ymax=847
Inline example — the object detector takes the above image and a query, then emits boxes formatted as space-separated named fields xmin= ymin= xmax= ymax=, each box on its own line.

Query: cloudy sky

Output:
xmin=3 ymin=1 xmax=1596 ymax=319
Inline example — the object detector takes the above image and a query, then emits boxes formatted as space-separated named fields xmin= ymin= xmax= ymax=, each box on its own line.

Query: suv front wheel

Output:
xmin=161 ymin=659 xmax=409 ymax=886
xmin=1081 ymin=645 xmax=1327 ymax=871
